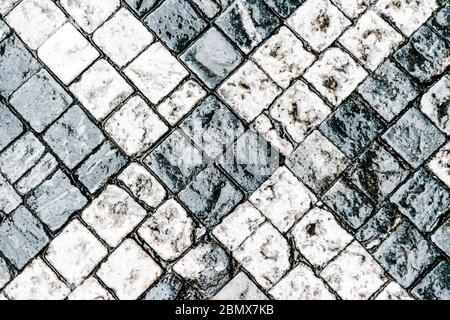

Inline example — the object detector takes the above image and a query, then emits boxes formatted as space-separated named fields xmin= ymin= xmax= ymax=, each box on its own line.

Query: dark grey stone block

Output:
xmin=144 ymin=0 xmax=208 ymax=53
xmin=181 ymin=27 xmax=244 ymax=88
xmin=390 ymin=168 xmax=450 ymax=232
xmin=179 ymin=165 xmax=244 ymax=228
xmin=180 ymin=95 xmax=245 ymax=158
xmin=0 ymin=101 xmax=23 ymax=152
xmin=215 ymin=0 xmax=280 ymax=53
xmin=43 ymin=105 xmax=104 ymax=170
xmin=412 ymin=261 xmax=450 ymax=300
xmin=0 ymin=206 xmax=49 ymax=269
xmin=75 ymin=140 xmax=128 ymax=193
xmin=382 ymin=108 xmax=446 ymax=168
xmin=374 ymin=221 xmax=438 ymax=287
xmin=358 ymin=59 xmax=419 ymax=122
xmin=26 ymin=170 xmax=88 ymax=232
xmin=144 ymin=130 xmax=207 ymax=193
xmin=219 ymin=130 xmax=281 ymax=192
xmin=320 ymin=94 xmax=385 ymax=158
xmin=10 ymin=69 xmax=72 ymax=132
xmin=144 ymin=273 xmax=184 ymax=300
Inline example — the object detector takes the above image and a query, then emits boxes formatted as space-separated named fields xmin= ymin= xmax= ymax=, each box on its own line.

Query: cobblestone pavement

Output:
xmin=0 ymin=0 xmax=449 ymax=300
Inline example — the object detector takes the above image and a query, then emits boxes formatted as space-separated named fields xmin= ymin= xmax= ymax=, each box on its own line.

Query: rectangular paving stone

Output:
xmin=0 ymin=206 xmax=49 ymax=269
xmin=10 ymin=69 xmax=73 ymax=132
xmin=374 ymin=221 xmax=438 ymax=287
xmin=26 ymin=170 xmax=88 ymax=232
xmin=0 ymin=101 xmax=23 ymax=152
xmin=75 ymin=140 xmax=128 ymax=194
xmin=43 ymin=105 xmax=105 ymax=170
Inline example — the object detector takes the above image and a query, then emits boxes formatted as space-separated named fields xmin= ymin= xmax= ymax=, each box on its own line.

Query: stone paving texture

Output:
xmin=0 ymin=0 xmax=449 ymax=301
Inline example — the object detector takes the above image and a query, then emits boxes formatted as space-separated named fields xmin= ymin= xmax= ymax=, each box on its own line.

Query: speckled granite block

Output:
xmin=0 ymin=206 xmax=49 ymax=269
xmin=179 ymin=165 xmax=244 ymax=228
xmin=412 ymin=261 xmax=450 ymax=300
xmin=215 ymin=0 xmax=280 ymax=54
xmin=390 ymin=168 xmax=450 ymax=232
xmin=374 ymin=221 xmax=438 ymax=287
xmin=145 ymin=0 xmax=208 ymax=53
xmin=429 ymin=3 xmax=450 ymax=41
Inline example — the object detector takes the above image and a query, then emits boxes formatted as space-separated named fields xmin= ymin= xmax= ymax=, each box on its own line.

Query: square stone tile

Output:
xmin=0 ymin=175 xmax=21 ymax=214
xmin=4 ymin=258 xmax=69 ymax=300
xmin=420 ymin=74 xmax=450 ymax=135
xmin=70 ymin=60 xmax=133 ymax=122
xmin=331 ymin=0 xmax=375 ymax=19
xmin=179 ymin=165 xmax=244 ymax=228
xmin=10 ymin=69 xmax=72 ymax=132
xmin=320 ymin=94 xmax=384 ymax=157
xmin=0 ymin=206 xmax=49 ymax=269
xmin=234 ymin=222 xmax=291 ymax=289
xmin=156 ymin=79 xmax=206 ymax=126
xmin=391 ymin=168 xmax=450 ymax=232
xmin=394 ymin=25 xmax=450 ymax=83
xmin=358 ymin=59 xmax=419 ymax=122
xmin=287 ymin=130 xmax=348 ymax=194
xmin=45 ymin=219 xmax=107 ymax=285
xmin=428 ymin=141 xmax=450 ymax=188
xmin=26 ymin=169 xmax=88 ymax=232
xmin=212 ymin=201 xmax=266 ymax=251
xmin=250 ymin=166 xmax=317 ymax=232
xmin=431 ymin=217 xmax=450 ymax=257
xmin=0 ymin=102 xmax=23 ymax=152
xmin=0 ymin=35 xmax=40 ymax=98
xmin=382 ymin=108 xmax=446 ymax=168
xmin=81 ymin=185 xmax=147 ymax=247
xmin=144 ymin=0 xmax=207 ymax=53
xmin=181 ymin=27 xmax=243 ymax=89
xmin=75 ymin=140 xmax=128 ymax=194
xmin=321 ymin=241 xmax=387 ymax=300
xmin=322 ymin=179 xmax=375 ymax=230
xmin=38 ymin=23 xmax=100 ymax=85
xmin=291 ymin=206 xmax=353 ymax=268
xmin=263 ymin=0 xmax=304 ymax=18
xmin=93 ymin=8 xmax=154 ymax=68
xmin=218 ymin=61 xmax=282 ymax=123
xmin=5 ymin=0 xmax=66 ymax=50
xmin=117 ymin=163 xmax=166 ymax=208
xmin=125 ymin=0 xmax=158 ymax=17
xmin=356 ymin=205 xmax=403 ymax=252
xmin=287 ymin=0 xmax=351 ymax=52
xmin=304 ymin=48 xmax=368 ymax=106
xmin=173 ymin=240 xmax=233 ymax=295
xmin=412 ymin=261 xmax=450 ymax=300
xmin=97 ymin=239 xmax=163 ymax=300
xmin=375 ymin=0 xmax=438 ymax=36
xmin=213 ymin=272 xmax=268 ymax=300
xmin=429 ymin=3 xmax=450 ymax=41
xmin=124 ymin=42 xmax=188 ymax=104
xmin=43 ymin=105 xmax=105 ymax=170
xmin=373 ymin=221 xmax=438 ymax=287
xmin=270 ymin=80 xmax=331 ymax=144
xmin=375 ymin=282 xmax=413 ymax=300
xmin=68 ymin=277 xmax=114 ymax=300
xmin=215 ymin=0 xmax=280 ymax=54
xmin=180 ymin=95 xmax=245 ymax=159
xmin=60 ymin=0 xmax=120 ymax=34
xmin=219 ymin=130 xmax=281 ymax=192
xmin=350 ymin=143 xmax=410 ymax=203
xmin=144 ymin=130 xmax=206 ymax=193
xmin=105 ymin=96 xmax=168 ymax=156
xmin=0 ymin=132 xmax=45 ymax=184
xmin=143 ymin=273 xmax=184 ymax=300
xmin=251 ymin=112 xmax=295 ymax=156
xmin=269 ymin=263 xmax=335 ymax=300
xmin=138 ymin=199 xmax=199 ymax=261
xmin=253 ymin=26 xmax=315 ymax=89
xmin=339 ymin=10 xmax=403 ymax=71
